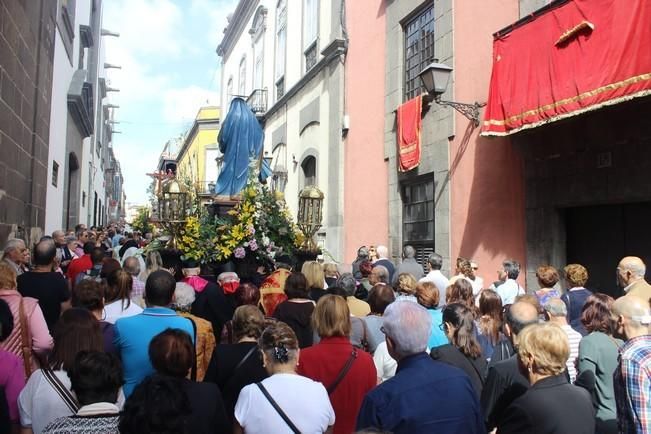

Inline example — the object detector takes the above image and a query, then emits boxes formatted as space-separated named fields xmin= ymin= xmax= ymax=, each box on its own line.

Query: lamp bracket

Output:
xmin=434 ymin=95 xmax=486 ymax=127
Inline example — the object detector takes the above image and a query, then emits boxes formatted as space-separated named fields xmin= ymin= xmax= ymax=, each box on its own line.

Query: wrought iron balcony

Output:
xmin=246 ymin=88 xmax=268 ymax=116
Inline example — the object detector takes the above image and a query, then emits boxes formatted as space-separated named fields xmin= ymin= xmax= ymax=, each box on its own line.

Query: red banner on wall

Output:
xmin=396 ymin=95 xmax=422 ymax=172
xmin=481 ymin=0 xmax=651 ymax=136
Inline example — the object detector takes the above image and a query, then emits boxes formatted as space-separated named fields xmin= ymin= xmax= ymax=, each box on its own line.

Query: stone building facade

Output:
xmin=0 ymin=0 xmax=57 ymax=245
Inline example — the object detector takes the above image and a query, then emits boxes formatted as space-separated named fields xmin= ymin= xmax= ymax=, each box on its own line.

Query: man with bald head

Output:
xmin=617 ymin=256 xmax=651 ymax=301
xmin=612 ymin=295 xmax=651 ymax=433
xmin=481 ymin=301 xmax=539 ymax=431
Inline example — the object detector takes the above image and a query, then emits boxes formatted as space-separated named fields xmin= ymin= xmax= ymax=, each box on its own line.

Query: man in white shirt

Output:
xmin=419 ymin=253 xmax=449 ymax=307
xmin=492 ymin=259 xmax=525 ymax=305
xmin=543 ymin=297 xmax=582 ymax=382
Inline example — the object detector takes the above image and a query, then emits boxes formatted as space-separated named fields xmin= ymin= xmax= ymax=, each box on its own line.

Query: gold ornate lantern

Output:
xmin=297 ymin=185 xmax=324 ymax=250
xmin=157 ymin=178 xmax=189 ymax=248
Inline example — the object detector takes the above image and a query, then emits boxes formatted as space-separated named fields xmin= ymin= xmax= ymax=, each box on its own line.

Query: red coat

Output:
xmin=298 ymin=337 xmax=377 ymax=434
xmin=66 ymin=254 xmax=92 ymax=283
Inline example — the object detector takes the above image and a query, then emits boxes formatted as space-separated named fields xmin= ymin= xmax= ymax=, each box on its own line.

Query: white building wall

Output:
xmin=45 ymin=29 xmax=75 ymax=234
xmin=219 ymin=0 xmax=345 ymax=259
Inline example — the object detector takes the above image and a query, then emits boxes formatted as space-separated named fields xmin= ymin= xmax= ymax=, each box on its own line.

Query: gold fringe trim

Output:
xmin=483 ymin=72 xmax=651 ymax=127
xmin=556 ymin=21 xmax=594 ymax=46
xmin=480 ymin=88 xmax=651 ymax=137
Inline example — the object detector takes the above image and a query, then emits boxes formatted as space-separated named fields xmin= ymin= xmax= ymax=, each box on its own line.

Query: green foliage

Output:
xmin=131 ymin=207 xmax=153 ymax=234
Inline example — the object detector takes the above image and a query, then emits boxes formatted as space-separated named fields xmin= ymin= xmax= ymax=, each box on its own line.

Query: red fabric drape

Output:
xmin=396 ymin=95 xmax=422 ymax=172
xmin=482 ymin=0 xmax=651 ymax=136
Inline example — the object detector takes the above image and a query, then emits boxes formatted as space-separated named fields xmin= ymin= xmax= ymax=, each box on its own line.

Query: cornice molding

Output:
xmin=216 ymin=0 xmax=260 ymax=59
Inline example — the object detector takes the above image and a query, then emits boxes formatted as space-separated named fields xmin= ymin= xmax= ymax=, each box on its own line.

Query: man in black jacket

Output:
xmin=480 ymin=301 xmax=539 ymax=431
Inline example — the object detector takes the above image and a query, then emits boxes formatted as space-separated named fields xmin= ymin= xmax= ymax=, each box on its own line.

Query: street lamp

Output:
xmin=297 ymin=185 xmax=324 ymax=250
xmin=157 ymin=178 xmax=189 ymax=248
xmin=419 ymin=59 xmax=485 ymax=127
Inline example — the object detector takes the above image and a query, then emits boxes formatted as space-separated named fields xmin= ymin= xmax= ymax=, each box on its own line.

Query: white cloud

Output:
xmin=162 ymin=85 xmax=220 ymax=122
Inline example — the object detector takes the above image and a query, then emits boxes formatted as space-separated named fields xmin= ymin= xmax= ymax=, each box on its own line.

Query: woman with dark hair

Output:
xmin=534 ymin=265 xmax=561 ymax=305
xmin=18 ymin=308 xmax=117 ymax=433
xmin=446 ymin=279 xmax=476 ymax=313
xmin=71 ymin=279 xmax=117 ymax=354
xmin=120 ymin=375 xmax=191 ymax=434
xmin=272 ymin=273 xmax=315 ymax=348
xmin=0 ymin=298 xmax=25 ymax=430
xmin=475 ymin=289 xmax=504 ymax=361
xmin=42 ymin=351 xmax=123 ymax=433
xmin=220 ymin=282 xmax=261 ymax=344
xmin=575 ymin=293 xmax=622 ymax=434
xmin=364 ymin=284 xmax=396 ymax=353
xmin=234 ymin=322 xmax=334 ymax=433
xmin=103 ymin=269 xmax=142 ymax=324
xmin=298 ymin=295 xmax=376 ymax=434
xmin=205 ymin=305 xmax=268 ymax=429
xmin=147 ymin=328 xmax=229 ymax=434
xmin=416 ymin=281 xmax=448 ymax=349
xmin=430 ymin=303 xmax=486 ymax=396
xmin=356 ymin=260 xmax=374 ymax=300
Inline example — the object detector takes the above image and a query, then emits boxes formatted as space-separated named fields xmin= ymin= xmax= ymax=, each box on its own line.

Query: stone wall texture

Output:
xmin=0 ymin=0 xmax=56 ymax=245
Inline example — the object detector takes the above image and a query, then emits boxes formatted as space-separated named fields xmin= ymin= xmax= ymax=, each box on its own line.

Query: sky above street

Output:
xmin=103 ymin=0 xmax=238 ymax=205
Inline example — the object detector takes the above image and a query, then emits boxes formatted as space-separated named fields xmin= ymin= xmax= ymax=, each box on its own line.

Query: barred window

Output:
xmin=305 ymin=42 xmax=317 ymax=71
xmin=402 ymin=177 xmax=435 ymax=267
xmin=404 ymin=5 xmax=435 ymax=100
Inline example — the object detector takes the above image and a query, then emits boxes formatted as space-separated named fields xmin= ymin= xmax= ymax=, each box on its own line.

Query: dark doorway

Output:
xmin=565 ymin=202 xmax=651 ymax=297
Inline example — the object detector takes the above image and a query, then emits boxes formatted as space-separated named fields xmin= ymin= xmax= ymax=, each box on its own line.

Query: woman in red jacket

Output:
xmin=298 ymin=294 xmax=377 ymax=434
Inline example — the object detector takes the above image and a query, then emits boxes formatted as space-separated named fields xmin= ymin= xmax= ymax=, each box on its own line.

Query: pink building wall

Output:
xmin=343 ymin=0 xmax=388 ymax=264
xmin=450 ymin=0 xmax=528 ymax=286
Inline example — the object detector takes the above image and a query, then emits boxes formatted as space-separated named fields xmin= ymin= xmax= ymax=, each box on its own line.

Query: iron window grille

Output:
xmin=404 ymin=5 xmax=435 ymax=101
xmin=402 ymin=177 xmax=435 ymax=267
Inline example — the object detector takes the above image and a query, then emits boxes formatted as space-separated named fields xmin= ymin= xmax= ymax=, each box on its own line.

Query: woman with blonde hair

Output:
xmin=302 ymin=261 xmax=327 ymax=302
xmin=234 ymin=322 xmax=334 ymax=433
xmin=500 ymin=323 xmax=594 ymax=433
xmin=395 ymin=272 xmax=418 ymax=301
xmin=298 ymin=295 xmax=376 ymax=434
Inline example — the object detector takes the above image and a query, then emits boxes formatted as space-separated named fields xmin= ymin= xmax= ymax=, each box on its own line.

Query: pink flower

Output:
xmin=249 ymin=239 xmax=258 ymax=251
xmin=234 ymin=247 xmax=246 ymax=258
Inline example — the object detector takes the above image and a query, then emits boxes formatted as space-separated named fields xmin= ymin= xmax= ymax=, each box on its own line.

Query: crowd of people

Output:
xmin=0 ymin=229 xmax=650 ymax=434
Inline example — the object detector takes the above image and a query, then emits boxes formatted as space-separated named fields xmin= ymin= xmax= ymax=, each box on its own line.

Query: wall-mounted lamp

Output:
xmin=292 ymin=154 xmax=298 ymax=168
xmin=419 ymin=59 xmax=485 ymax=127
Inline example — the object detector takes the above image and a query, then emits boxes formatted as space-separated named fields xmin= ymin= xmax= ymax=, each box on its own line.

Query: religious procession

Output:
xmin=1 ymin=0 xmax=651 ymax=433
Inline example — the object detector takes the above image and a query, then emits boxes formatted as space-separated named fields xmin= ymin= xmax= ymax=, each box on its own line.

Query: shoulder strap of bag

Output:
xmin=186 ymin=317 xmax=198 ymax=381
xmin=327 ymin=349 xmax=358 ymax=394
xmin=233 ymin=346 xmax=257 ymax=373
xmin=18 ymin=298 xmax=32 ymax=378
xmin=42 ymin=368 xmax=79 ymax=413
xmin=256 ymin=382 xmax=301 ymax=434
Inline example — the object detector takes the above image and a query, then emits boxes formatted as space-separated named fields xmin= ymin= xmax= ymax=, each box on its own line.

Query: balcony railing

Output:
xmin=246 ymin=88 xmax=268 ymax=116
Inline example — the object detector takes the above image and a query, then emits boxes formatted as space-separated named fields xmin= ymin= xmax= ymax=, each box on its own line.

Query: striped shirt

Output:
xmin=561 ymin=324 xmax=582 ymax=383
xmin=614 ymin=334 xmax=651 ymax=434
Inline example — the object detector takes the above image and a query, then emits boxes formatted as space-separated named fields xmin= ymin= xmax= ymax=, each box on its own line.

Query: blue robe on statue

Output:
xmin=214 ymin=98 xmax=265 ymax=200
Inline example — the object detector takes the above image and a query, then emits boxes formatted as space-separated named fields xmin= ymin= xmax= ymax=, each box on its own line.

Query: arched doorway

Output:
xmin=65 ymin=152 xmax=80 ymax=230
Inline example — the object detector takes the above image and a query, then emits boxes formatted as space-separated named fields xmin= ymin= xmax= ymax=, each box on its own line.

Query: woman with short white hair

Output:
xmin=171 ymin=282 xmax=215 ymax=381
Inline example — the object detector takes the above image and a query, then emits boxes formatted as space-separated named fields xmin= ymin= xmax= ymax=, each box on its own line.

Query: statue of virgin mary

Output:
xmin=214 ymin=97 xmax=269 ymax=201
